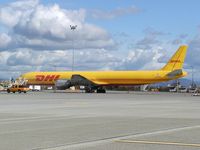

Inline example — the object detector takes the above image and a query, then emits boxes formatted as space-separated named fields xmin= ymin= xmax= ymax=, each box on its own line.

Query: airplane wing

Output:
xmin=70 ymin=74 xmax=97 ymax=86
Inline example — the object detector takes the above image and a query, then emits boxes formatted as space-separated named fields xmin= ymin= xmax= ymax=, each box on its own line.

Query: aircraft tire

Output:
xmin=97 ymin=89 xmax=106 ymax=93
xmin=85 ymin=89 xmax=93 ymax=93
xmin=85 ymin=87 xmax=96 ymax=93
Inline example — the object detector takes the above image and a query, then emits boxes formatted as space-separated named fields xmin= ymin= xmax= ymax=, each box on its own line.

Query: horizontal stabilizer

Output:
xmin=166 ymin=69 xmax=183 ymax=78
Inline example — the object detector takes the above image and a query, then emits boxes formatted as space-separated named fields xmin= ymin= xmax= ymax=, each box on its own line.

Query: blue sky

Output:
xmin=39 ymin=0 xmax=199 ymax=36
xmin=0 ymin=0 xmax=200 ymax=81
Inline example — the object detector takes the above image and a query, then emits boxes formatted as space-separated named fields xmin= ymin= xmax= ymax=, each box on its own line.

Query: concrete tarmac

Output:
xmin=0 ymin=91 xmax=200 ymax=150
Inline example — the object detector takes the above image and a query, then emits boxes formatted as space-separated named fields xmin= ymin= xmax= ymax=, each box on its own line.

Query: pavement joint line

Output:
xmin=38 ymin=125 xmax=200 ymax=150
xmin=115 ymin=140 xmax=200 ymax=147
xmin=0 ymin=115 xmax=90 ymax=124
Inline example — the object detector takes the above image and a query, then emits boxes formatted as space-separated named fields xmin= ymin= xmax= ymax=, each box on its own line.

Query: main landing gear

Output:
xmin=96 ymin=88 xmax=106 ymax=93
xmin=85 ymin=88 xmax=95 ymax=93
xmin=84 ymin=87 xmax=106 ymax=93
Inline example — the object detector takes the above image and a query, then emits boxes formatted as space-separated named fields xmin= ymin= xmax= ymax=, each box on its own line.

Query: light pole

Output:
xmin=190 ymin=66 xmax=194 ymax=87
xmin=70 ymin=25 xmax=77 ymax=71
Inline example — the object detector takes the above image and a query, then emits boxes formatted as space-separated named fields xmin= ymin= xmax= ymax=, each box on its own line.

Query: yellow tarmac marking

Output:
xmin=115 ymin=140 xmax=200 ymax=148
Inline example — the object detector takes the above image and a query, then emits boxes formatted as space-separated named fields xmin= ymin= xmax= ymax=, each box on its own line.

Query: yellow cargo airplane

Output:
xmin=20 ymin=45 xmax=188 ymax=93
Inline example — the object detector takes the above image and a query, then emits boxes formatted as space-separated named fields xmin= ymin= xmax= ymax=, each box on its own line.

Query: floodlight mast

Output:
xmin=70 ymin=25 xmax=77 ymax=71
xmin=190 ymin=66 xmax=194 ymax=87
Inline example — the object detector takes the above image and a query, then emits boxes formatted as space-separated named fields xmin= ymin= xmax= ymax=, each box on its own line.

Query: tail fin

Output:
xmin=162 ymin=45 xmax=188 ymax=71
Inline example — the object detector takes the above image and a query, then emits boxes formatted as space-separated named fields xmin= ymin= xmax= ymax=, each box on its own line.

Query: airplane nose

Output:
xmin=20 ymin=74 xmax=24 ymax=78
xmin=19 ymin=73 xmax=26 ymax=79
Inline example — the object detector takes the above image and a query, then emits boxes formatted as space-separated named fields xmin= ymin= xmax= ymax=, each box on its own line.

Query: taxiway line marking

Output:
xmin=38 ymin=125 xmax=200 ymax=150
xmin=115 ymin=140 xmax=200 ymax=148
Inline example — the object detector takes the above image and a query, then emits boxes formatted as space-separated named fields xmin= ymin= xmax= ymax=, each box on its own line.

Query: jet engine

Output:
xmin=55 ymin=80 xmax=71 ymax=90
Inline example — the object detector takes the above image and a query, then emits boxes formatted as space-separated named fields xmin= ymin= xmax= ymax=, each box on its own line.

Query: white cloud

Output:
xmin=0 ymin=33 xmax=11 ymax=48
xmin=0 ymin=0 xmax=115 ymax=51
xmin=89 ymin=6 xmax=140 ymax=20
xmin=14 ymin=4 xmax=84 ymax=39
xmin=187 ymin=34 xmax=200 ymax=67
xmin=116 ymin=46 xmax=164 ymax=70
xmin=171 ymin=34 xmax=189 ymax=45
xmin=7 ymin=49 xmax=44 ymax=66
xmin=134 ymin=27 xmax=166 ymax=49
xmin=5 ymin=48 xmax=119 ymax=70
xmin=0 ymin=0 xmax=39 ymax=27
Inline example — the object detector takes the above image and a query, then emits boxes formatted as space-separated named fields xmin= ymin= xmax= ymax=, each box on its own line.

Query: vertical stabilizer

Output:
xmin=162 ymin=45 xmax=188 ymax=71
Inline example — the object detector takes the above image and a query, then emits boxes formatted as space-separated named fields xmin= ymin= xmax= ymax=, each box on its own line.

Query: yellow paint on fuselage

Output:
xmin=21 ymin=70 xmax=187 ymax=86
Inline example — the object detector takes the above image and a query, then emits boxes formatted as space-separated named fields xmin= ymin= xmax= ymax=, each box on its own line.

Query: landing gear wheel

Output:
xmin=85 ymin=88 xmax=94 ymax=93
xmin=97 ymin=88 xmax=106 ymax=93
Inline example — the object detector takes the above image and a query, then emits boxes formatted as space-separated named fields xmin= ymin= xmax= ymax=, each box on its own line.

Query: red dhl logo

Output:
xmin=170 ymin=60 xmax=181 ymax=63
xmin=35 ymin=75 xmax=60 ymax=81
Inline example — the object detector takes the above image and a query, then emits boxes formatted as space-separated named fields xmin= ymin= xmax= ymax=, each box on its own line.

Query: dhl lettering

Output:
xmin=44 ymin=75 xmax=56 ymax=81
xmin=36 ymin=75 xmax=45 ymax=81
xmin=35 ymin=75 xmax=60 ymax=81
xmin=170 ymin=60 xmax=181 ymax=63
xmin=54 ymin=75 xmax=60 ymax=81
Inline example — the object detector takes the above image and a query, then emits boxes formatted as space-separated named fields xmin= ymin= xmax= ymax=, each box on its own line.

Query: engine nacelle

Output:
xmin=55 ymin=80 xmax=71 ymax=90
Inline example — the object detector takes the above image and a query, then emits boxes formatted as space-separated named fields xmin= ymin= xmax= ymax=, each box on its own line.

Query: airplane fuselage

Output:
xmin=21 ymin=70 xmax=187 ymax=86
